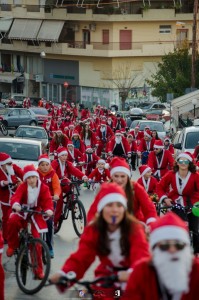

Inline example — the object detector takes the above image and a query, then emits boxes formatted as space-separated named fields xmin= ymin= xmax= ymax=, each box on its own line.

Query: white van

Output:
xmin=173 ymin=126 xmax=199 ymax=156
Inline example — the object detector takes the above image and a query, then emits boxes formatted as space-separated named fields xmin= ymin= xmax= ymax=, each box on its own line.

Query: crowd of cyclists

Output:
xmin=1 ymin=98 xmax=199 ymax=299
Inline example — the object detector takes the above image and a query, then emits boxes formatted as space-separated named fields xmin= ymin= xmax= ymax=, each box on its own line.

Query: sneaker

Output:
xmin=49 ymin=249 xmax=54 ymax=259
xmin=34 ymin=271 xmax=45 ymax=280
xmin=6 ymin=247 xmax=14 ymax=257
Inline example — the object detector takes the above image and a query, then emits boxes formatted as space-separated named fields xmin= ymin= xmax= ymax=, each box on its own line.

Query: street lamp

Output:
xmin=63 ymin=81 xmax=69 ymax=101
xmin=192 ymin=98 xmax=198 ymax=118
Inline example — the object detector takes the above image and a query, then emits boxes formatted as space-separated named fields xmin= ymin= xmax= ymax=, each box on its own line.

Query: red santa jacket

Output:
xmin=0 ymin=164 xmax=23 ymax=205
xmin=61 ymin=222 xmax=150 ymax=280
xmin=138 ymin=138 xmax=155 ymax=153
xmin=23 ymin=98 xmax=31 ymax=108
xmin=165 ymin=144 xmax=175 ymax=155
xmin=51 ymin=159 xmax=85 ymax=180
xmin=122 ymin=258 xmax=199 ymax=300
xmin=67 ymin=148 xmax=84 ymax=163
xmin=148 ymin=149 xmax=174 ymax=178
xmin=96 ymin=126 xmax=114 ymax=142
xmin=88 ymin=168 xmax=110 ymax=182
xmin=137 ymin=176 xmax=158 ymax=194
xmin=80 ymin=131 xmax=97 ymax=148
xmin=10 ymin=181 xmax=53 ymax=233
xmin=87 ymin=181 xmax=157 ymax=225
xmin=129 ymin=129 xmax=143 ymax=142
xmin=128 ymin=140 xmax=138 ymax=152
xmin=49 ymin=135 xmax=68 ymax=152
xmin=83 ymin=153 xmax=99 ymax=169
xmin=65 ymin=128 xmax=75 ymax=140
xmin=113 ymin=118 xmax=127 ymax=130
xmin=156 ymin=170 xmax=199 ymax=205
xmin=107 ymin=136 xmax=131 ymax=155
xmin=81 ymin=109 xmax=90 ymax=120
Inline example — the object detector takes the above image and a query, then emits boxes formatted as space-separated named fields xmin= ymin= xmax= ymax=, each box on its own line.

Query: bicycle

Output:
xmin=54 ymin=180 xmax=86 ymax=237
xmin=0 ymin=119 xmax=8 ymax=136
xmin=47 ymin=272 xmax=119 ymax=299
xmin=14 ymin=207 xmax=51 ymax=295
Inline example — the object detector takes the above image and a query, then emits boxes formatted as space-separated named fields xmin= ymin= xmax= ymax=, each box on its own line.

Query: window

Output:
xmin=9 ymin=110 xmax=19 ymax=116
xmin=20 ymin=110 xmax=30 ymax=116
xmin=102 ymin=30 xmax=109 ymax=44
xmin=159 ymin=25 xmax=171 ymax=34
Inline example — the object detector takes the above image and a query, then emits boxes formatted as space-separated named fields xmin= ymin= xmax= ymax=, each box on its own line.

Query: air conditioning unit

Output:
xmin=89 ymin=24 xmax=96 ymax=32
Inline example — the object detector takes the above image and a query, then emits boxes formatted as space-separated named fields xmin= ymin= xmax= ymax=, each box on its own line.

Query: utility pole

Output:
xmin=191 ymin=0 xmax=198 ymax=89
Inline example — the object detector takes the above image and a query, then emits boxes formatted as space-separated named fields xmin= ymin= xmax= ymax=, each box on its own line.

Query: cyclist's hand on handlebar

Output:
xmin=82 ymin=176 xmax=88 ymax=182
xmin=2 ymin=180 xmax=9 ymax=186
xmin=12 ymin=203 xmax=21 ymax=212
xmin=45 ymin=209 xmax=53 ymax=217
xmin=53 ymin=195 xmax=59 ymax=201
xmin=127 ymin=153 xmax=131 ymax=158
xmin=163 ymin=198 xmax=173 ymax=207
xmin=117 ymin=270 xmax=130 ymax=282
xmin=49 ymin=272 xmax=62 ymax=284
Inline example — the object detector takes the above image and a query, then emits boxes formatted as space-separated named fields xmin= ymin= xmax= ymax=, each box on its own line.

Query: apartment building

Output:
xmin=0 ymin=0 xmax=195 ymax=107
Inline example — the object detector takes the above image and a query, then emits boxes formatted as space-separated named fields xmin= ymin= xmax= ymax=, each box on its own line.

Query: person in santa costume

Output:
xmin=129 ymin=125 xmax=143 ymax=146
xmin=49 ymin=182 xmax=150 ymax=293
xmin=107 ymin=131 xmax=131 ymax=158
xmin=6 ymin=165 xmax=53 ymax=278
xmin=67 ymin=141 xmax=84 ymax=170
xmin=80 ymin=107 xmax=90 ymax=120
xmin=87 ymin=157 xmax=157 ymax=225
xmin=22 ymin=97 xmax=31 ymax=109
xmin=50 ymin=106 xmax=60 ymax=120
xmin=113 ymin=113 xmax=127 ymax=132
xmin=0 ymin=230 xmax=4 ymax=300
xmin=164 ymin=136 xmax=175 ymax=156
xmin=71 ymin=131 xmax=86 ymax=153
xmin=122 ymin=212 xmax=199 ymax=300
xmin=156 ymin=152 xmax=199 ymax=254
xmin=37 ymin=155 xmax=61 ymax=258
xmin=60 ymin=115 xmax=72 ymax=131
xmin=138 ymin=129 xmax=155 ymax=164
xmin=49 ymin=130 xmax=69 ymax=154
xmin=80 ymin=123 xmax=97 ymax=148
xmin=70 ymin=102 xmax=78 ymax=121
xmin=83 ymin=146 xmax=100 ymax=177
xmin=126 ymin=133 xmax=138 ymax=171
xmin=96 ymin=122 xmax=114 ymax=156
xmin=43 ymin=116 xmax=54 ymax=138
xmin=65 ymin=123 xmax=75 ymax=140
xmin=88 ymin=159 xmax=110 ymax=182
xmin=91 ymin=114 xmax=100 ymax=131
xmin=8 ymin=97 xmax=16 ymax=108
xmin=148 ymin=139 xmax=174 ymax=180
xmin=51 ymin=147 xmax=88 ymax=229
xmin=0 ymin=153 xmax=23 ymax=242
xmin=53 ymin=116 xmax=63 ymax=132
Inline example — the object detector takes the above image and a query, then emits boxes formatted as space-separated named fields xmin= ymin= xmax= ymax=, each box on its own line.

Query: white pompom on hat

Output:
xmin=23 ymin=164 xmax=39 ymax=181
xmin=0 ymin=152 xmax=12 ymax=165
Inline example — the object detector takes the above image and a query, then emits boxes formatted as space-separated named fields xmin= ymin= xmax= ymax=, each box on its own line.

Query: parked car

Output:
xmin=139 ymin=102 xmax=170 ymax=112
xmin=10 ymin=125 xmax=49 ymax=153
xmin=173 ymin=126 xmax=199 ymax=155
xmin=126 ymin=108 xmax=145 ymax=128
xmin=131 ymin=120 xmax=167 ymax=140
xmin=0 ymin=138 xmax=43 ymax=168
xmin=0 ymin=108 xmax=38 ymax=128
xmin=144 ymin=109 xmax=170 ymax=121
xmin=30 ymin=107 xmax=49 ymax=124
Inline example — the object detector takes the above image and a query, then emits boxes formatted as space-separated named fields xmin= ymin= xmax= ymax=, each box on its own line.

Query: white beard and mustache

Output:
xmin=100 ymin=127 xmax=106 ymax=133
xmin=115 ymin=136 xmax=122 ymax=144
xmin=153 ymin=246 xmax=193 ymax=297
xmin=6 ymin=165 xmax=15 ymax=176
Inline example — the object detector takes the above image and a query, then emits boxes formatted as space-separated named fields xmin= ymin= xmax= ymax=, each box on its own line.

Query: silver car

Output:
xmin=0 ymin=108 xmax=38 ymax=128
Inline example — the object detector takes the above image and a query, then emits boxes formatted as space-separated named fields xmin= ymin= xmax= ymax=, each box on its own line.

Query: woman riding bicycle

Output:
xmin=49 ymin=183 xmax=150 ymax=295
xmin=156 ymin=152 xmax=199 ymax=254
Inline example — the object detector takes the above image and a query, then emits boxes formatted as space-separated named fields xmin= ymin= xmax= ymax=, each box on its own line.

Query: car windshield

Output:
xmin=130 ymin=120 xmax=140 ymax=128
xmin=15 ymin=128 xmax=47 ymax=139
xmin=0 ymin=142 xmax=40 ymax=161
xmin=0 ymin=108 xmax=9 ymax=115
xmin=185 ymin=132 xmax=199 ymax=149
xmin=139 ymin=122 xmax=165 ymax=132
xmin=31 ymin=108 xmax=48 ymax=115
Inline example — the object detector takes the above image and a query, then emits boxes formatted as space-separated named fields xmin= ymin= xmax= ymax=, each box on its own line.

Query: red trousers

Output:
xmin=0 ymin=254 xmax=4 ymax=300
xmin=1 ymin=204 xmax=11 ymax=241
xmin=54 ymin=185 xmax=70 ymax=226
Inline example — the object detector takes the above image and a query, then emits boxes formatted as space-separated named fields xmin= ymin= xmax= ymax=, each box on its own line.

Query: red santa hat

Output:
xmin=57 ymin=147 xmax=68 ymax=157
xmin=100 ymin=121 xmax=107 ymax=126
xmin=96 ymin=182 xmax=127 ymax=212
xmin=68 ymin=123 xmax=75 ymax=128
xmin=67 ymin=141 xmax=74 ymax=147
xmin=144 ymin=129 xmax=152 ymax=138
xmin=23 ymin=164 xmax=39 ymax=181
xmin=150 ymin=212 xmax=190 ymax=249
xmin=139 ymin=165 xmax=152 ymax=177
xmin=86 ymin=145 xmax=93 ymax=152
xmin=153 ymin=139 xmax=164 ymax=149
xmin=0 ymin=152 xmax=12 ymax=165
xmin=115 ymin=130 xmax=123 ymax=136
xmin=164 ymin=136 xmax=171 ymax=143
xmin=177 ymin=152 xmax=193 ymax=162
xmin=72 ymin=131 xmax=80 ymax=137
xmin=38 ymin=154 xmax=50 ymax=165
xmin=110 ymin=157 xmax=131 ymax=178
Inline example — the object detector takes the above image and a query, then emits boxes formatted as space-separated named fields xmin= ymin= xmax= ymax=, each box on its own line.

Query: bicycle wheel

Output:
xmin=71 ymin=200 xmax=86 ymax=237
xmin=0 ymin=123 xmax=8 ymax=136
xmin=54 ymin=214 xmax=63 ymax=234
xmin=16 ymin=238 xmax=51 ymax=295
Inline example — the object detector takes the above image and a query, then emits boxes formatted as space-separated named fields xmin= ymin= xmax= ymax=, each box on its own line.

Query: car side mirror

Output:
xmin=174 ymin=143 xmax=182 ymax=150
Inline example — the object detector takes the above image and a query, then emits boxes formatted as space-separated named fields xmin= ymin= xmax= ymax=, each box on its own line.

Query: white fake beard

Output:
xmin=6 ymin=165 xmax=15 ymax=176
xmin=153 ymin=246 xmax=193 ymax=295
xmin=115 ymin=136 xmax=122 ymax=144
xmin=100 ymin=127 xmax=105 ymax=132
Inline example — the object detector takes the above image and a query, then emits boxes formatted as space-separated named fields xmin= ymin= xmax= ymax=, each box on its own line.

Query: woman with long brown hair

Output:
xmin=80 ymin=123 xmax=97 ymax=148
xmin=49 ymin=130 xmax=68 ymax=153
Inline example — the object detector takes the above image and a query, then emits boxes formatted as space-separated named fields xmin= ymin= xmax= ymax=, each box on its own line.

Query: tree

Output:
xmin=147 ymin=48 xmax=199 ymax=101
xmin=103 ymin=63 xmax=140 ymax=110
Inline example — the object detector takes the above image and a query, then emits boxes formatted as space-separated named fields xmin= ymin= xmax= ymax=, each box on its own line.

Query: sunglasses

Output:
xmin=157 ymin=241 xmax=186 ymax=251
xmin=154 ymin=148 xmax=160 ymax=151
xmin=178 ymin=160 xmax=189 ymax=165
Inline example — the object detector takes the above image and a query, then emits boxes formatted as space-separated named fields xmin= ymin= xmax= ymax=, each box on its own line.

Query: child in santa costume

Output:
xmin=83 ymin=146 xmax=100 ymax=177
xmin=51 ymin=147 xmax=88 ymax=229
xmin=0 ymin=152 xmax=23 ymax=242
xmin=126 ymin=133 xmax=138 ymax=171
xmin=6 ymin=165 xmax=53 ymax=278
xmin=148 ymin=139 xmax=174 ymax=180
xmin=67 ymin=141 xmax=84 ymax=170
xmin=138 ymin=129 xmax=155 ymax=165
xmin=87 ymin=157 xmax=157 ymax=226
xmin=123 ymin=212 xmax=199 ymax=300
xmin=88 ymin=159 xmax=110 ymax=183
xmin=137 ymin=165 xmax=158 ymax=195
xmin=156 ymin=152 xmax=199 ymax=254
xmin=37 ymin=155 xmax=61 ymax=258
xmin=71 ymin=131 xmax=86 ymax=153
xmin=49 ymin=183 xmax=150 ymax=294
xmin=164 ymin=137 xmax=174 ymax=156
xmin=0 ymin=230 xmax=4 ymax=300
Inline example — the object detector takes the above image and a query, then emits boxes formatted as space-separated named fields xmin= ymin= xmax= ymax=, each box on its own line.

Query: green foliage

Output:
xmin=147 ymin=48 xmax=199 ymax=101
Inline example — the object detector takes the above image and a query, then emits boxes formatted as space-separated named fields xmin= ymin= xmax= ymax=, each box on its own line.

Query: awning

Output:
xmin=0 ymin=73 xmax=21 ymax=83
xmin=0 ymin=18 xmax=13 ymax=32
xmin=8 ymin=19 xmax=42 ymax=40
xmin=37 ymin=20 xmax=64 ymax=42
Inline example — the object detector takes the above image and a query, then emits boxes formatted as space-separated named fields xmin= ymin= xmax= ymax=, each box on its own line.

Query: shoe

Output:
xmin=49 ymin=249 xmax=54 ymax=259
xmin=6 ymin=247 xmax=14 ymax=257
xmin=34 ymin=271 xmax=45 ymax=280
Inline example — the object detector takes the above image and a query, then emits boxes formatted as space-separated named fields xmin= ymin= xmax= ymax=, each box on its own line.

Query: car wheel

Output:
xmin=30 ymin=121 xmax=37 ymax=126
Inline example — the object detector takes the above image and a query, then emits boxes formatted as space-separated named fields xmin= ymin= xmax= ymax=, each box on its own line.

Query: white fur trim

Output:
xmin=144 ymin=131 xmax=151 ymax=138
xmin=0 ymin=249 xmax=3 ymax=254
xmin=146 ymin=217 xmax=156 ymax=225
xmin=58 ymin=150 xmax=68 ymax=157
xmin=150 ymin=225 xmax=190 ymax=248
xmin=98 ymin=159 xmax=106 ymax=164
xmin=0 ymin=157 xmax=12 ymax=165
xmin=177 ymin=153 xmax=193 ymax=162
xmin=97 ymin=193 xmax=127 ymax=212
xmin=110 ymin=166 xmax=131 ymax=178
xmin=141 ymin=167 xmax=151 ymax=177
xmin=23 ymin=171 xmax=39 ymax=181
xmin=38 ymin=158 xmax=50 ymax=165
xmin=159 ymin=195 xmax=168 ymax=204
xmin=31 ymin=215 xmax=48 ymax=233
xmin=154 ymin=145 xmax=164 ymax=149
